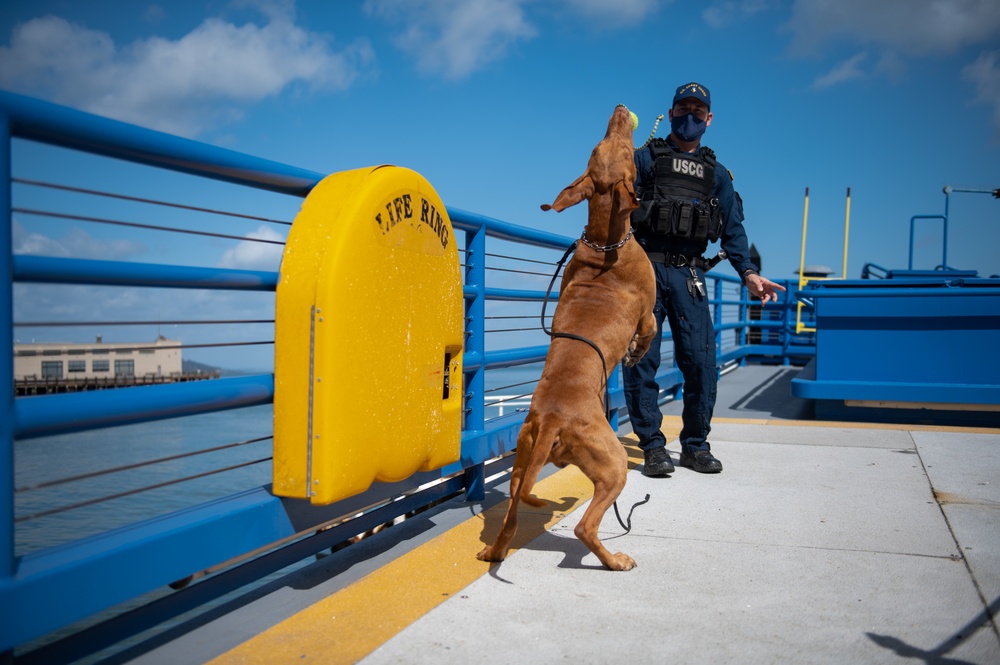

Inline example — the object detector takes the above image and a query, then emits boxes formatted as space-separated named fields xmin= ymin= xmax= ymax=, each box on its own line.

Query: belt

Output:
xmin=645 ymin=251 xmax=710 ymax=269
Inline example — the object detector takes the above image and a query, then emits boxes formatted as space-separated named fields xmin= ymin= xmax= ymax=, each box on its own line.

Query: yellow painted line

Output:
xmin=208 ymin=442 xmax=643 ymax=665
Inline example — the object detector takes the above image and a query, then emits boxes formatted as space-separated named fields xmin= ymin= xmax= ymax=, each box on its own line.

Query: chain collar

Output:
xmin=580 ymin=225 xmax=634 ymax=252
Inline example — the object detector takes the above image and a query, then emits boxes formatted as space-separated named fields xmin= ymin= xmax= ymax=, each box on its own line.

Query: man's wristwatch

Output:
xmin=741 ymin=269 xmax=759 ymax=286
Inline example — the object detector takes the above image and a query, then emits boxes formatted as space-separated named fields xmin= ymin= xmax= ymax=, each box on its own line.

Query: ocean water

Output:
xmin=14 ymin=365 xmax=545 ymax=557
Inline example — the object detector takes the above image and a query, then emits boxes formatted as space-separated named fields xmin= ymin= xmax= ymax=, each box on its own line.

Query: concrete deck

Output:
xmin=139 ymin=366 xmax=1000 ymax=665
xmin=356 ymin=421 xmax=1000 ymax=665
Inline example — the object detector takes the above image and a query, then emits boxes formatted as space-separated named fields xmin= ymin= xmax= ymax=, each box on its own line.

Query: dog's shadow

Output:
xmin=476 ymin=491 xmax=601 ymax=578
xmin=476 ymin=439 xmax=648 ymax=580
xmin=478 ymin=456 xmax=648 ymax=578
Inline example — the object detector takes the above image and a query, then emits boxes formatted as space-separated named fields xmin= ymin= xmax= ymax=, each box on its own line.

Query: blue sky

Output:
xmin=2 ymin=0 xmax=999 ymax=370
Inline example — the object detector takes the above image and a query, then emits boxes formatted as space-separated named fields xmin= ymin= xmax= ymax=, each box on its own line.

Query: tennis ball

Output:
xmin=629 ymin=111 xmax=639 ymax=131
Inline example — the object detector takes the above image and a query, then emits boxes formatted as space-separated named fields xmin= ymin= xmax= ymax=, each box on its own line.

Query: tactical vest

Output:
xmin=634 ymin=139 xmax=723 ymax=242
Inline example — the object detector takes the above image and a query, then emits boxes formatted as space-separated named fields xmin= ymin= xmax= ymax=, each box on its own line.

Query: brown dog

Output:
xmin=477 ymin=106 xmax=656 ymax=571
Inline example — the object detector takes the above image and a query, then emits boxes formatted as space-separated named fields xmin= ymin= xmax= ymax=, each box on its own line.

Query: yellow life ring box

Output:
xmin=273 ymin=165 xmax=463 ymax=505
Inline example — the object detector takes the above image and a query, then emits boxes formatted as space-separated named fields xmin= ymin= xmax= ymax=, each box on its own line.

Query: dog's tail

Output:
xmin=518 ymin=422 xmax=560 ymax=508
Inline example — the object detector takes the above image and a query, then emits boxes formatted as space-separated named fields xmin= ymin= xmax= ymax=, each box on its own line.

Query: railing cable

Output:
xmin=12 ymin=177 xmax=293 ymax=225
xmin=14 ymin=319 xmax=274 ymax=327
xmin=15 ymin=435 xmax=272 ymax=493
xmin=13 ymin=208 xmax=286 ymax=245
xmin=15 ymin=457 xmax=272 ymax=523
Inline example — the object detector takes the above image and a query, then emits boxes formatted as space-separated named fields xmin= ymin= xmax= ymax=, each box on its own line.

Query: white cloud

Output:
xmin=561 ymin=0 xmax=662 ymax=23
xmin=779 ymin=2 xmax=1000 ymax=127
xmin=12 ymin=219 xmax=145 ymax=260
xmin=218 ymin=225 xmax=286 ymax=270
xmin=363 ymin=0 xmax=660 ymax=80
xmin=703 ymin=0 xmax=778 ymax=29
xmin=0 ymin=8 xmax=374 ymax=136
xmin=962 ymin=50 xmax=1000 ymax=136
xmin=811 ymin=52 xmax=868 ymax=89
xmin=784 ymin=0 xmax=1000 ymax=58
xmin=364 ymin=0 xmax=537 ymax=80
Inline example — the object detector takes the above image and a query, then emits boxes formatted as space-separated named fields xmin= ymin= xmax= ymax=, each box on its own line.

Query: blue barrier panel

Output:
xmin=791 ymin=281 xmax=1000 ymax=405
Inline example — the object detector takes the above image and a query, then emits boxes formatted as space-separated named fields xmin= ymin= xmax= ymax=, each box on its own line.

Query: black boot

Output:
xmin=679 ymin=450 xmax=723 ymax=474
xmin=642 ymin=446 xmax=675 ymax=476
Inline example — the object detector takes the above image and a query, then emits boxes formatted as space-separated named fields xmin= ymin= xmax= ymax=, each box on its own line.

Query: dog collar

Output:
xmin=580 ymin=226 xmax=634 ymax=252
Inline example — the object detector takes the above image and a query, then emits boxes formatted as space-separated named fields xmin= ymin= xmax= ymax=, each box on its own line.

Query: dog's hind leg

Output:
xmin=477 ymin=419 xmax=560 ymax=562
xmin=516 ymin=421 xmax=560 ymax=508
xmin=571 ymin=429 xmax=636 ymax=571
xmin=477 ymin=422 xmax=537 ymax=562
xmin=476 ymin=466 xmax=523 ymax=562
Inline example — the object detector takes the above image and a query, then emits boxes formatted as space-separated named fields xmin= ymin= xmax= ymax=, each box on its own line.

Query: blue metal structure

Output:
xmin=790 ymin=278 xmax=1000 ymax=420
xmin=0 ymin=90 xmax=810 ymax=661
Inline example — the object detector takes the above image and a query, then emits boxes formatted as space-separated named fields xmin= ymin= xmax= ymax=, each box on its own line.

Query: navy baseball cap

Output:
xmin=673 ymin=82 xmax=711 ymax=109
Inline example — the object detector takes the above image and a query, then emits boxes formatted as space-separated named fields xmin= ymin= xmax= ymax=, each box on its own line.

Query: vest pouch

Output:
xmin=673 ymin=201 xmax=694 ymax=238
xmin=654 ymin=200 xmax=676 ymax=235
xmin=692 ymin=201 xmax=711 ymax=240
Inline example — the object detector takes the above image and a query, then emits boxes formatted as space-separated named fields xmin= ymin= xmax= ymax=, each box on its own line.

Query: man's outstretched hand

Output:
xmin=745 ymin=274 xmax=786 ymax=305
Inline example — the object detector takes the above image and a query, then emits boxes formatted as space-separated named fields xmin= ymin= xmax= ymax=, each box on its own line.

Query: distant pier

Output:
xmin=14 ymin=370 xmax=220 ymax=396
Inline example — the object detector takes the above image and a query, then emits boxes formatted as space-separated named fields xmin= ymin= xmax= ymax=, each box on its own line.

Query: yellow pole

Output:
xmin=842 ymin=187 xmax=851 ymax=279
xmin=796 ymin=187 xmax=812 ymax=334
xmin=798 ymin=187 xmax=810 ymax=290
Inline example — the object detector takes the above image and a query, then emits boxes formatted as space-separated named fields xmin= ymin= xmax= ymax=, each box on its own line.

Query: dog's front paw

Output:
xmin=477 ymin=546 xmax=506 ymax=563
xmin=606 ymin=552 xmax=636 ymax=571
xmin=623 ymin=336 xmax=640 ymax=367
xmin=622 ymin=333 xmax=649 ymax=367
xmin=623 ymin=348 xmax=646 ymax=367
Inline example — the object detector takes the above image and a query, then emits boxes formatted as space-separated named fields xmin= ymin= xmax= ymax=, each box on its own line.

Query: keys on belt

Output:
xmin=686 ymin=267 xmax=706 ymax=298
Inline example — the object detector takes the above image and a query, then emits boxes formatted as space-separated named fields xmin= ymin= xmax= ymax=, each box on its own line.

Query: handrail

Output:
xmin=13 ymin=255 xmax=279 ymax=290
xmin=0 ymin=90 xmax=323 ymax=196
xmin=13 ymin=374 xmax=275 ymax=440
xmin=797 ymin=286 xmax=1000 ymax=298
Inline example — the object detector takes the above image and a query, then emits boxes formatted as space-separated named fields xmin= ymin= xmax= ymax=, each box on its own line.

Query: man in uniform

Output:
xmin=625 ymin=81 xmax=785 ymax=476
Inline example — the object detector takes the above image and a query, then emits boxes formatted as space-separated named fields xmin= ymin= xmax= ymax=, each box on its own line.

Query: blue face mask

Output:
xmin=670 ymin=113 xmax=706 ymax=142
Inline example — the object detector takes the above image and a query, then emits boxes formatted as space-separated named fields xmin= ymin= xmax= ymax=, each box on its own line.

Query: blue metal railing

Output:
xmin=0 ymin=91 xmax=808 ymax=661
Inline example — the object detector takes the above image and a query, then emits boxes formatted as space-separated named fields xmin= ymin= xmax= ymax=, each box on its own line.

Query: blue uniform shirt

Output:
xmin=633 ymin=139 xmax=758 ymax=277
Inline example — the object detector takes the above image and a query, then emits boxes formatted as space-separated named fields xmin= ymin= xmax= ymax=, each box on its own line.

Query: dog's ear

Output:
xmin=613 ymin=179 xmax=638 ymax=214
xmin=540 ymin=174 xmax=594 ymax=212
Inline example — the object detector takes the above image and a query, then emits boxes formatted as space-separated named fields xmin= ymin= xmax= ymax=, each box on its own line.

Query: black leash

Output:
xmin=541 ymin=240 xmax=611 ymax=420
xmin=540 ymin=239 xmax=650 ymax=535
xmin=613 ymin=493 xmax=651 ymax=533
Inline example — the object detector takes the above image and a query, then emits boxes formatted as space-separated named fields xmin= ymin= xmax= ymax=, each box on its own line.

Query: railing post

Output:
xmin=0 ymin=113 xmax=14 ymax=581
xmin=712 ymin=276 xmax=726 ymax=368
xmin=463 ymin=225 xmax=486 ymax=501
xmin=782 ymin=281 xmax=793 ymax=365
xmin=737 ymin=278 xmax=748 ymax=359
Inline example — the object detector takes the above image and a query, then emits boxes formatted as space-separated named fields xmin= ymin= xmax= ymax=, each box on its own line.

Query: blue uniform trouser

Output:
xmin=623 ymin=262 xmax=717 ymax=456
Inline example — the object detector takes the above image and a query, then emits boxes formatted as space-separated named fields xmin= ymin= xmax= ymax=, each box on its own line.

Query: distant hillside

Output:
xmin=182 ymin=359 xmax=221 ymax=375
xmin=181 ymin=359 xmax=260 ymax=377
